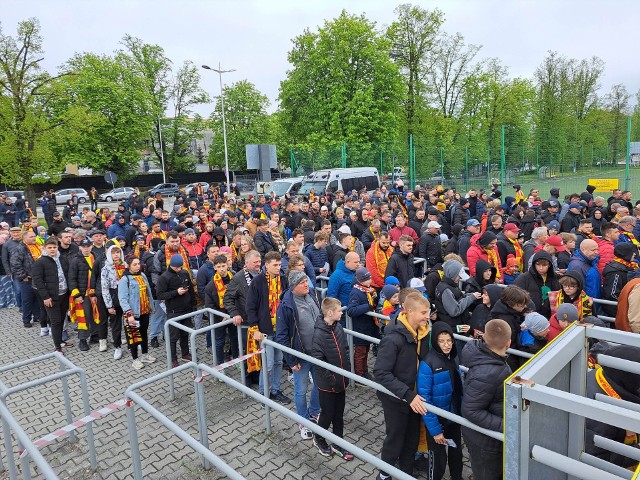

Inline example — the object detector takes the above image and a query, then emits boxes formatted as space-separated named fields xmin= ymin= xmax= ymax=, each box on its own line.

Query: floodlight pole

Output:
xmin=158 ymin=115 xmax=167 ymax=184
xmin=202 ymin=63 xmax=236 ymax=197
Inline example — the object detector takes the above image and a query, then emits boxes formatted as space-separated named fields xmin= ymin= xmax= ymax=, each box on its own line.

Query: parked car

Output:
xmin=183 ymin=182 xmax=209 ymax=195
xmin=99 ymin=187 xmax=136 ymax=202
xmin=55 ymin=188 xmax=88 ymax=205
xmin=147 ymin=183 xmax=179 ymax=197
xmin=0 ymin=190 xmax=25 ymax=203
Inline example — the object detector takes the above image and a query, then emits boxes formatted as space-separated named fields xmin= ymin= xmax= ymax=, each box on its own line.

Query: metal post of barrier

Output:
xmin=59 ymin=361 xmax=77 ymax=444
xmin=259 ymin=342 xmax=271 ymax=435
xmin=0 ymin=402 xmax=58 ymax=480
xmin=198 ymin=363 xmax=416 ymax=480
xmin=236 ymin=323 xmax=246 ymax=390
xmin=78 ymin=369 xmax=97 ymax=472
xmin=531 ymin=445 xmax=621 ymax=480
xmin=345 ymin=314 xmax=355 ymax=387
xmin=208 ymin=311 xmax=216 ymax=366
xmin=194 ymin=375 xmax=210 ymax=469
xmin=126 ymin=400 xmax=144 ymax=480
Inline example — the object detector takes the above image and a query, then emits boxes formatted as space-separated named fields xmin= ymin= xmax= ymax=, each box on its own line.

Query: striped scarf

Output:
xmin=266 ymin=273 xmax=281 ymax=328
xmin=507 ymin=237 xmax=524 ymax=272
xmin=26 ymin=243 xmax=42 ymax=261
xmin=485 ymin=247 xmax=502 ymax=279
xmin=613 ymin=256 xmax=639 ymax=271
xmin=230 ymin=242 xmax=239 ymax=262
xmin=350 ymin=237 xmax=356 ymax=252
xmin=619 ymin=230 xmax=640 ymax=248
xmin=131 ymin=274 xmax=150 ymax=315
xmin=372 ymin=241 xmax=392 ymax=280
xmin=147 ymin=230 xmax=166 ymax=245
xmin=213 ymin=271 xmax=232 ymax=309
xmin=165 ymin=245 xmax=191 ymax=278
xmin=115 ymin=262 xmax=126 ymax=280
xmin=595 ymin=366 xmax=638 ymax=445
xmin=353 ymin=283 xmax=376 ymax=308
xmin=580 ymin=231 xmax=595 ymax=239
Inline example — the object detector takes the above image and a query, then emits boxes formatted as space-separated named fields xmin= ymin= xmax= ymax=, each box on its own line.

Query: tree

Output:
xmin=208 ymin=80 xmax=271 ymax=170
xmin=278 ymin=10 xmax=404 ymax=164
xmin=0 ymin=18 xmax=68 ymax=201
xmin=59 ymin=52 xmax=155 ymax=178
xmin=387 ymin=4 xmax=444 ymax=136
xmin=121 ymin=37 xmax=210 ymax=176
xmin=605 ymin=83 xmax=630 ymax=162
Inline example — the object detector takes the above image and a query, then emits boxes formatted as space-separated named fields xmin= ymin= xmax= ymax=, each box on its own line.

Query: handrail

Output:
xmin=198 ymin=362 xmax=415 ymax=480
xmin=0 ymin=402 xmax=58 ymax=479
xmin=261 ymin=338 xmax=503 ymax=441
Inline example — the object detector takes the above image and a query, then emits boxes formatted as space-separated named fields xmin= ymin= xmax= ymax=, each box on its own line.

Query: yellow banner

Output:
xmin=588 ymin=178 xmax=619 ymax=191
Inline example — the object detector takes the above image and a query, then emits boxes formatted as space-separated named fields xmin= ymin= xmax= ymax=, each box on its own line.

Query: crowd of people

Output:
xmin=3 ymin=180 xmax=640 ymax=479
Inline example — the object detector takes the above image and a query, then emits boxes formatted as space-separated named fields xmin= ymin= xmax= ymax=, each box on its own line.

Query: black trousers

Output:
xmin=168 ymin=312 xmax=192 ymax=362
xmin=318 ymin=390 xmax=346 ymax=439
xmin=46 ymin=292 xmax=70 ymax=351
xmin=465 ymin=437 xmax=503 ymax=480
xmin=106 ymin=305 xmax=123 ymax=348
xmin=95 ymin=295 xmax=109 ymax=340
xmin=426 ymin=422 xmax=463 ymax=480
xmin=128 ymin=314 xmax=150 ymax=360
xmin=380 ymin=399 xmax=421 ymax=476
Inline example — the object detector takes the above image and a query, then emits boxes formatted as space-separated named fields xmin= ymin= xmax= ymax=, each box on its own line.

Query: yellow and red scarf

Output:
xmin=165 ymin=244 xmax=191 ymax=278
xmin=372 ymin=241 xmax=392 ymax=278
xmin=69 ymin=254 xmax=100 ymax=329
xmin=619 ymin=230 xmax=640 ymax=248
xmin=230 ymin=242 xmax=239 ymax=262
xmin=266 ymin=273 xmax=282 ymax=328
xmin=26 ymin=243 xmax=42 ymax=261
xmin=507 ymin=237 xmax=524 ymax=272
xmin=115 ymin=262 xmax=126 ymax=280
xmin=146 ymin=230 xmax=166 ymax=246
xmin=354 ymin=283 xmax=376 ymax=308
xmin=485 ymin=247 xmax=502 ymax=279
xmin=350 ymin=237 xmax=356 ymax=252
xmin=614 ymin=256 xmax=639 ymax=271
xmin=213 ymin=271 xmax=233 ymax=308
xmin=131 ymin=274 xmax=150 ymax=315
xmin=548 ymin=289 xmax=592 ymax=319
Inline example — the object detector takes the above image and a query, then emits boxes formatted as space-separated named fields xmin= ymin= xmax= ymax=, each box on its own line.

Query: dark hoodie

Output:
xmin=417 ymin=322 xmax=462 ymax=436
xmin=469 ymin=284 xmax=503 ymax=335
xmin=585 ymin=345 xmax=640 ymax=467
xmin=490 ymin=296 xmax=535 ymax=372
xmin=548 ymin=188 xmax=560 ymax=204
xmin=460 ymin=339 xmax=511 ymax=452
xmin=514 ymin=250 xmax=560 ymax=318
xmin=464 ymin=259 xmax=497 ymax=297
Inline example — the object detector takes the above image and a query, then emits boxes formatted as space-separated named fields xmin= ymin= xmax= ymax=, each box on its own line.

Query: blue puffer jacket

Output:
xmin=567 ymin=250 xmax=601 ymax=299
xmin=417 ymin=322 xmax=462 ymax=437
xmin=305 ymin=244 xmax=329 ymax=275
xmin=327 ymin=260 xmax=355 ymax=318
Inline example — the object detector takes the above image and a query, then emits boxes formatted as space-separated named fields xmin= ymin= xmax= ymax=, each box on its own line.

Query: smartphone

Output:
xmin=456 ymin=325 xmax=465 ymax=333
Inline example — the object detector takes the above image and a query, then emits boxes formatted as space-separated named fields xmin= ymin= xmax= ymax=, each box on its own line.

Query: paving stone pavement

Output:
xmin=0 ymin=308 xmax=473 ymax=479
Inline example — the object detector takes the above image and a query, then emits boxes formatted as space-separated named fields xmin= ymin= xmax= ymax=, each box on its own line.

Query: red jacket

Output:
xmin=466 ymin=233 xmax=503 ymax=278
xmin=365 ymin=240 xmax=393 ymax=288
xmin=388 ymin=225 xmax=419 ymax=246
xmin=546 ymin=315 xmax=565 ymax=342
xmin=595 ymin=237 xmax=614 ymax=275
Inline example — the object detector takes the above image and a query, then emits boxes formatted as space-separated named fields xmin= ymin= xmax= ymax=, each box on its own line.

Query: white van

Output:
xmin=298 ymin=168 xmax=380 ymax=195
xmin=257 ymin=177 xmax=304 ymax=197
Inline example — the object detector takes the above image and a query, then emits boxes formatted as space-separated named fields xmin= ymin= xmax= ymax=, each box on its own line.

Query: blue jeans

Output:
xmin=258 ymin=335 xmax=283 ymax=395
xmin=213 ymin=321 xmax=239 ymax=364
xmin=12 ymin=276 xmax=22 ymax=310
xmin=20 ymin=281 xmax=39 ymax=325
xmin=149 ymin=299 xmax=167 ymax=339
xmin=292 ymin=360 xmax=320 ymax=420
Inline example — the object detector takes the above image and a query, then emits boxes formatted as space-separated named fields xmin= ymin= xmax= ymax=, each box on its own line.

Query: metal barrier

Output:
xmin=124 ymin=362 xmax=244 ymax=480
xmin=413 ymin=256 xmax=428 ymax=275
xmin=0 ymin=352 xmax=96 ymax=479
xmin=163 ymin=307 xmax=245 ymax=400
xmin=505 ymin=323 xmax=640 ymax=479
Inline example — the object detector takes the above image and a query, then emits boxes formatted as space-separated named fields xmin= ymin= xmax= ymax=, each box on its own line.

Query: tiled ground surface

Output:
xmin=0 ymin=308 xmax=472 ymax=479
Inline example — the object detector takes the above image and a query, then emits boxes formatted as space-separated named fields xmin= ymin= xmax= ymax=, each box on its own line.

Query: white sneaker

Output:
xmin=40 ymin=327 xmax=50 ymax=337
xmin=288 ymin=373 xmax=294 ymax=384
xmin=113 ymin=348 xmax=122 ymax=360
xmin=299 ymin=424 xmax=313 ymax=440
xmin=141 ymin=353 xmax=156 ymax=364
xmin=132 ymin=359 xmax=144 ymax=370
xmin=99 ymin=339 xmax=108 ymax=352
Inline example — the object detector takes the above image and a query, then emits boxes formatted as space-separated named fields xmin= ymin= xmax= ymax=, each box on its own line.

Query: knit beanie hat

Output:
xmin=288 ymin=270 xmax=307 ymax=288
xmin=614 ymin=243 xmax=636 ymax=263
xmin=355 ymin=268 xmax=372 ymax=283
xmin=478 ymin=231 xmax=497 ymax=248
xmin=169 ymin=254 xmax=184 ymax=268
xmin=556 ymin=304 xmax=579 ymax=323
xmin=523 ymin=312 xmax=550 ymax=335
xmin=385 ymin=276 xmax=400 ymax=287
xmin=381 ymin=285 xmax=399 ymax=302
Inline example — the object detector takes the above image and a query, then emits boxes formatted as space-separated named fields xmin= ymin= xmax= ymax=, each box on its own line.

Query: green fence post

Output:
xmin=289 ymin=147 xmax=296 ymax=176
xmin=487 ymin=144 xmax=491 ymax=187
xmin=440 ymin=146 xmax=444 ymax=183
xmin=379 ymin=148 xmax=383 ymax=177
xmin=500 ymin=125 xmax=506 ymax=187
xmin=522 ymin=144 xmax=525 ymax=177
xmin=536 ymin=144 xmax=539 ymax=173
xmin=465 ymin=145 xmax=469 ymax=190
xmin=341 ymin=141 xmax=346 ymax=168
xmin=626 ymin=116 xmax=632 ymax=191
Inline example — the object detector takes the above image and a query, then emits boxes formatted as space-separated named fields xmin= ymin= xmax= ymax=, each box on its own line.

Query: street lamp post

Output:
xmin=202 ymin=63 xmax=235 ymax=197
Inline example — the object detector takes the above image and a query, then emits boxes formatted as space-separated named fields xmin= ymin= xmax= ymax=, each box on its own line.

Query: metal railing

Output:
xmin=0 ymin=352 xmax=96 ymax=479
xmin=124 ymin=362 xmax=244 ymax=480
xmin=163 ymin=307 xmax=244 ymax=400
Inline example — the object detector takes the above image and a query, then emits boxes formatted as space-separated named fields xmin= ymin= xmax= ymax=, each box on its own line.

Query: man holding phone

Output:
xmin=156 ymin=254 xmax=196 ymax=367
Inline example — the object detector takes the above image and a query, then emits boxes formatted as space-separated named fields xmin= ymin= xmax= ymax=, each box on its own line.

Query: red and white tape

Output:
xmin=19 ymin=399 xmax=126 ymax=456
xmin=200 ymin=349 xmax=263 ymax=378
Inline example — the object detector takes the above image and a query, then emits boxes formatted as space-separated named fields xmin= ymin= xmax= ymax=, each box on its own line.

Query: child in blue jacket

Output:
xmin=417 ymin=322 xmax=463 ymax=480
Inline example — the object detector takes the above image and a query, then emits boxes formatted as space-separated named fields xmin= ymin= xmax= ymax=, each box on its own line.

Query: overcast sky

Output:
xmin=4 ymin=0 xmax=638 ymax=116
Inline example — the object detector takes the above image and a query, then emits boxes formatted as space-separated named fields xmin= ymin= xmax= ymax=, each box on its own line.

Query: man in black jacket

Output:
xmin=2 ymin=227 xmax=24 ymax=310
xmin=461 ymin=319 xmax=512 ymax=480
xmin=47 ymin=211 xmax=69 ymax=236
xmin=10 ymin=230 xmax=44 ymax=328
xmin=69 ymin=238 xmax=99 ymax=351
xmin=32 ymin=237 xmax=71 ymax=352
xmin=246 ymin=251 xmax=290 ymax=404
xmin=418 ymin=221 xmax=442 ymax=269
xmin=384 ymin=235 xmax=415 ymax=288
xmin=253 ymin=219 xmax=276 ymax=259
xmin=156 ymin=253 xmax=196 ymax=368
xmin=373 ymin=293 xmax=430 ymax=479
